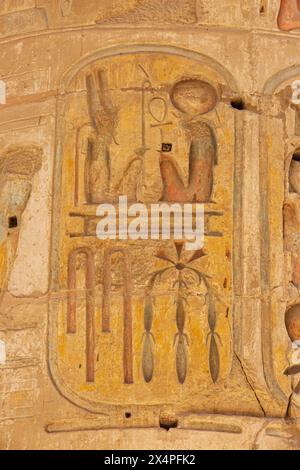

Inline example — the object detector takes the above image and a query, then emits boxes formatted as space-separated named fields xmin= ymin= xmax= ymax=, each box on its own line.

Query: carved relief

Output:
xmin=67 ymin=248 xmax=95 ymax=382
xmin=60 ymin=0 xmax=72 ymax=17
xmin=289 ymin=151 xmax=300 ymax=194
xmin=50 ymin=48 xmax=239 ymax=416
xmin=102 ymin=248 xmax=133 ymax=384
xmin=284 ymin=196 xmax=300 ymax=288
xmin=4 ymin=0 xmax=300 ymax=450
xmin=265 ymin=71 xmax=300 ymax=415
xmin=147 ymin=242 xmax=221 ymax=384
xmin=83 ymin=69 xmax=118 ymax=204
xmin=284 ymin=149 xmax=300 ymax=288
xmin=278 ymin=0 xmax=300 ymax=31
xmin=142 ymin=295 xmax=155 ymax=383
xmin=42 ymin=0 xmax=198 ymax=28
xmin=0 ymin=8 xmax=48 ymax=38
xmin=76 ymin=69 xmax=218 ymax=206
xmin=0 ymin=145 xmax=42 ymax=297
xmin=283 ymin=117 xmax=300 ymax=417
xmin=284 ymin=305 xmax=300 ymax=419
xmin=161 ymin=80 xmax=217 ymax=203
xmin=96 ymin=0 xmax=198 ymax=25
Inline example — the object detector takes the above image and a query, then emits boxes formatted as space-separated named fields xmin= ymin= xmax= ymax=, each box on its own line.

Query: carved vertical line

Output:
xmin=295 ymin=109 xmax=300 ymax=137
xmin=67 ymin=248 xmax=95 ymax=382
xmin=75 ymin=123 xmax=92 ymax=207
xmin=259 ymin=96 xmax=287 ymax=404
xmin=86 ymin=73 xmax=99 ymax=129
xmin=97 ymin=69 xmax=113 ymax=110
xmin=102 ymin=248 xmax=133 ymax=383
xmin=86 ymin=250 xmax=95 ymax=383
xmin=232 ymin=111 xmax=245 ymax=357
xmin=84 ymin=138 xmax=94 ymax=204
xmin=102 ymin=250 xmax=112 ymax=333
xmin=67 ymin=251 xmax=77 ymax=334
xmin=74 ymin=126 xmax=80 ymax=207
xmin=123 ymin=250 xmax=133 ymax=385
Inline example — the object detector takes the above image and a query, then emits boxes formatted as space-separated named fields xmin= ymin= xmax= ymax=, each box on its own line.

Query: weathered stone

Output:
xmin=0 ymin=8 xmax=48 ymax=38
xmin=1 ymin=0 xmax=300 ymax=451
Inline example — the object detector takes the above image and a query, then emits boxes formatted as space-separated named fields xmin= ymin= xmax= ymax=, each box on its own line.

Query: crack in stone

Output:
xmin=234 ymin=351 xmax=266 ymax=417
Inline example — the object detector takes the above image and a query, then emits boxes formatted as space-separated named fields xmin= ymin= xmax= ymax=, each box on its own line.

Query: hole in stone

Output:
xmin=230 ymin=99 xmax=245 ymax=111
xmin=125 ymin=412 xmax=131 ymax=419
xmin=162 ymin=143 xmax=173 ymax=153
xmin=259 ymin=0 xmax=267 ymax=14
xmin=79 ymin=364 xmax=82 ymax=369
xmin=159 ymin=414 xmax=178 ymax=431
xmin=292 ymin=151 xmax=300 ymax=162
xmin=8 ymin=216 xmax=18 ymax=229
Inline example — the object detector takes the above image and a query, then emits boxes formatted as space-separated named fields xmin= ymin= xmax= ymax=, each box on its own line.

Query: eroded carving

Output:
xmin=96 ymin=0 xmax=198 ymax=25
xmin=0 ymin=8 xmax=48 ymax=38
xmin=0 ymin=145 xmax=42 ymax=296
xmin=84 ymin=69 xmax=118 ymax=204
xmin=60 ymin=0 xmax=73 ymax=17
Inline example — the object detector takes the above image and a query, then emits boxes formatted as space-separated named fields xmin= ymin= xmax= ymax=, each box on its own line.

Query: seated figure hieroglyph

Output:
xmin=83 ymin=70 xmax=218 ymax=205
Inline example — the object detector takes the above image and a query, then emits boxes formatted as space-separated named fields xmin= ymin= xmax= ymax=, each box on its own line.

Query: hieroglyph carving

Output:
xmin=278 ymin=0 xmax=300 ymax=31
xmin=96 ymin=0 xmax=197 ymax=25
xmin=279 ymin=79 xmax=300 ymax=416
xmin=50 ymin=51 xmax=235 ymax=415
xmin=60 ymin=0 xmax=73 ymax=17
xmin=79 ymin=70 xmax=217 ymax=205
xmin=0 ymin=145 xmax=42 ymax=297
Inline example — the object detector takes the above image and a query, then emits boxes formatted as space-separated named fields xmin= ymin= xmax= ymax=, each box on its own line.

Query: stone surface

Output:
xmin=0 ymin=8 xmax=48 ymax=38
xmin=1 ymin=0 xmax=300 ymax=451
